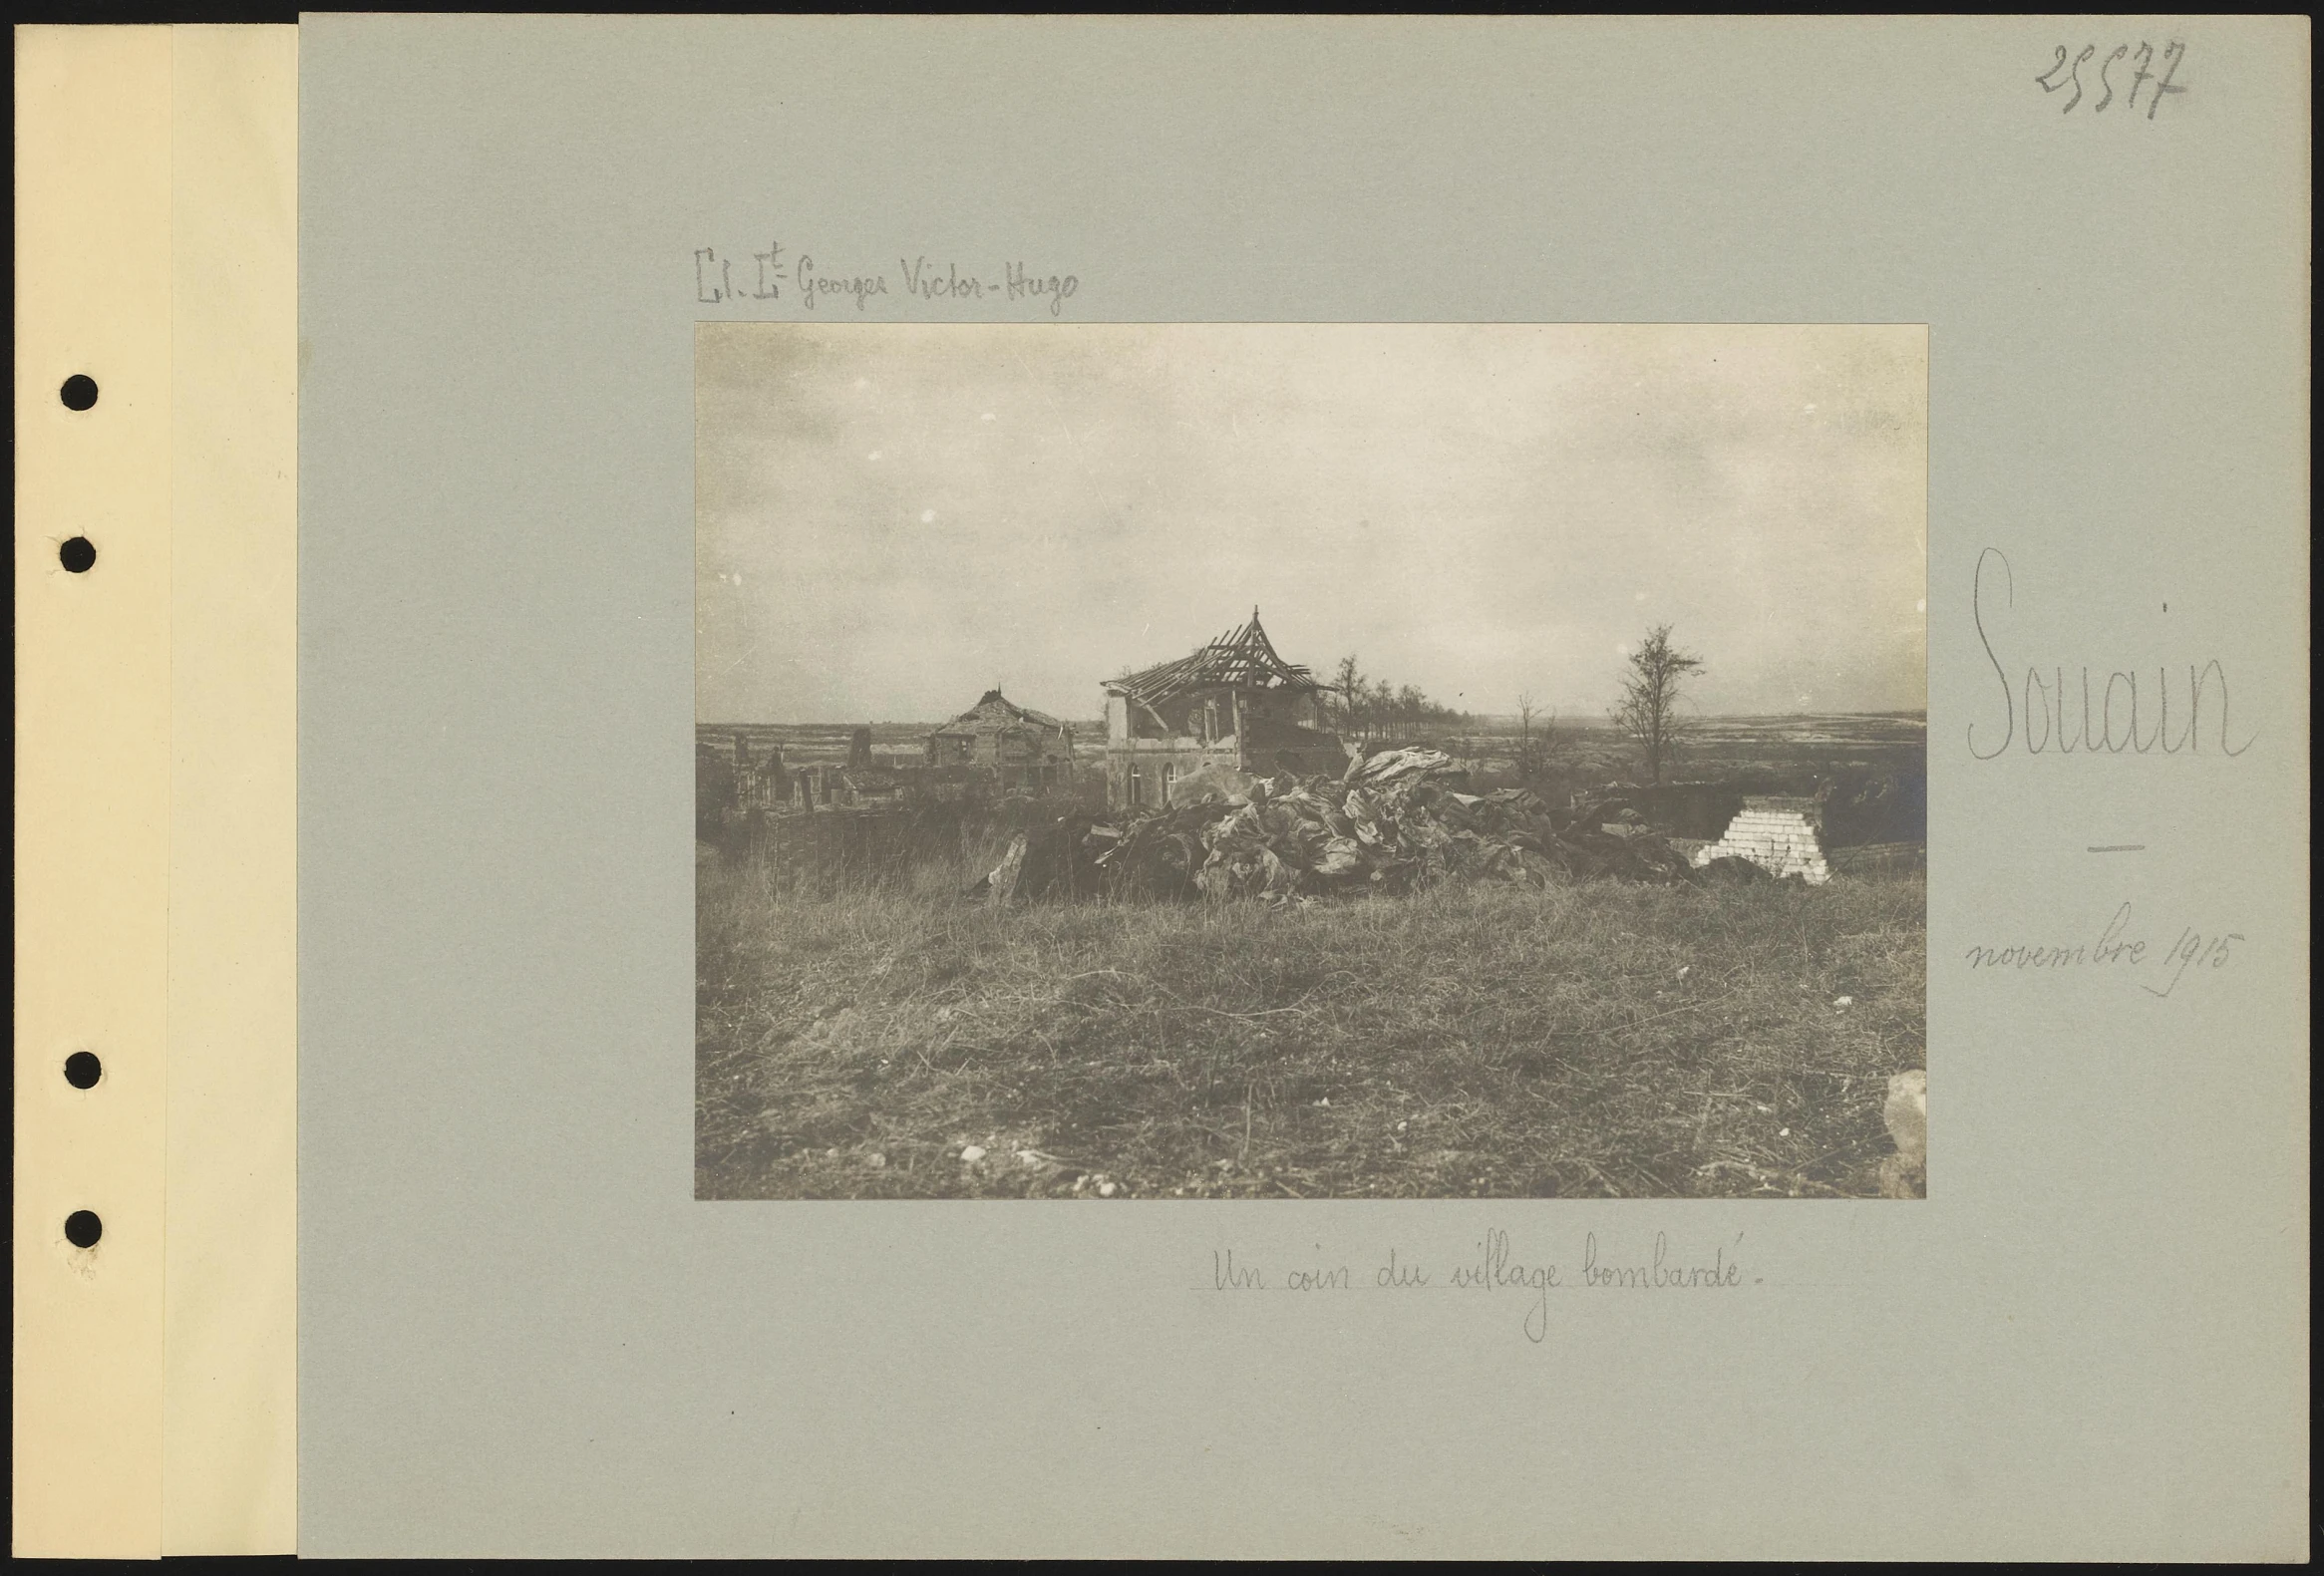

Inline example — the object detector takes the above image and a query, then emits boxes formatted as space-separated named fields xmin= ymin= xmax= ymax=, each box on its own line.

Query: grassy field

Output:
xmin=696 ymin=844 xmax=1926 ymax=1200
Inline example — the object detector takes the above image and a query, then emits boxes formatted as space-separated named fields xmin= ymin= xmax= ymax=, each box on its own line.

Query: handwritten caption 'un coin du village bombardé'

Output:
xmin=693 ymin=240 xmax=1080 ymax=316
xmin=1207 ymin=1229 xmax=1755 ymax=1345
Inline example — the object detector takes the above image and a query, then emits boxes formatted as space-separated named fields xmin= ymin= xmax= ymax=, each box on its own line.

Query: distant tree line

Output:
xmin=1325 ymin=623 xmax=1709 ymax=786
xmin=1322 ymin=655 xmax=1476 ymax=744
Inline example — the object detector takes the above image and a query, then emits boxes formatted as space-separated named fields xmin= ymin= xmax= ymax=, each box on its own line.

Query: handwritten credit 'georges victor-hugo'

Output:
xmin=694 ymin=243 xmax=1081 ymax=316
xmin=1967 ymin=548 xmax=2256 ymax=759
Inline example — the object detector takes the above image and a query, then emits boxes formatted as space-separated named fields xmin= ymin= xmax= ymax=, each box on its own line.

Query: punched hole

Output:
xmin=60 ymin=537 xmax=97 ymax=573
xmin=60 ymin=375 xmax=99 ymax=411
xmin=65 ymin=1210 xmax=104 ymax=1249
xmin=64 ymin=1051 xmax=104 ymax=1089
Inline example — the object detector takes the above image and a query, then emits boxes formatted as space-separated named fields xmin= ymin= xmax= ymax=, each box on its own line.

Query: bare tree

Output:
xmin=1324 ymin=654 xmax=1472 ymax=746
xmin=1609 ymin=624 xmax=1705 ymax=786
xmin=1514 ymin=694 xmax=1571 ymax=785
xmin=1396 ymin=684 xmax=1426 ymax=741
xmin=1329 ymin=654 xmax=1366 ymax=737
xmin=1536 ymin=708 xmax=1566 ymax=774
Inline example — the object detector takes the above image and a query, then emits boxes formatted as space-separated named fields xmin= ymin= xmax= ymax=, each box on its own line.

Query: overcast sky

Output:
xmin=696 ymin=322 xmax=1924 ymax=724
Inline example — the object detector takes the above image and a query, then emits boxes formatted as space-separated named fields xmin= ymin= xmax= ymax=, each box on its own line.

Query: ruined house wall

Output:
xmin=698 ymin=739 xmax=790 ymax=838
xmin=1102 ymin=683 xmax=1344 ymax=809
xmin=928 ymin=712 xmax=1076 ymax=794
xmin=1107 ymin=737 xmax=1212 ymax=809
xmin=980 ymin=724 xmax=1074 ymax=793
xmin=1690 ymin=795 xmax=1831 ymax=884
xmin=982 ymin=723 xmax=1075 ymax=768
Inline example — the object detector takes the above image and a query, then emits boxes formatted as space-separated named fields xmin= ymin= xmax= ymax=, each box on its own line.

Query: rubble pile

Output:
xmin=972 ymin=747 xmax=1726 ymax=905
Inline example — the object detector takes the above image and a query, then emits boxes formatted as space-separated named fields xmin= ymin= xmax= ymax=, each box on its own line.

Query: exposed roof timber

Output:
xmin=1105 ymin=608 xmax=1319 ymax=707
xmin=936 ymin=689 xmax=1070 ymax=733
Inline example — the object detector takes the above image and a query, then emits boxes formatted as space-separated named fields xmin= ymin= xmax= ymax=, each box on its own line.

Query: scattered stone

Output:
xmin=1878 ymin=1069 xmax=1927 ymax=1199
xmin=1882 ymin=1070 xmax=1926 ymax=1164
xmin=1097 ymin=1181 xmax=1118 ymax=1197
xmin=959 ymin=1144 xmax=986 ymax=1162
xmin=1833 ymin=995 xmax=1853 ymax=1007
xmin=1877 ymin=1154 xmax=1925 ymax=1198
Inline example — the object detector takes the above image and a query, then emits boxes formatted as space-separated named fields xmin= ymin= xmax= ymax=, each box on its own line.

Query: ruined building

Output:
xmin=1689 ymin=795 xmax=1832 ymax=884
xmin=1103 ymin=609 xmax=1347 ymax=810
xmin=697 ymin=731 xmax=786 ymax=843
xmin=714 ymin=731 xmax=784 ymax=811
xmin=924 ymin=689 xmax=1078 ymax=794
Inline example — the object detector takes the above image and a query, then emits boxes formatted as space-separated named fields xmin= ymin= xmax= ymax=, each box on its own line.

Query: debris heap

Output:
xmin=970 ymin=747 xmax=1723 ymax=905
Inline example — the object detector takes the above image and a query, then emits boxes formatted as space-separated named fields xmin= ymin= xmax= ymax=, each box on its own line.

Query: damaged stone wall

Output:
xmin=1689 ymin=795 xmax=1831 ymax=884
xmin=1105 ymin=684 xmax=1344 ymax=809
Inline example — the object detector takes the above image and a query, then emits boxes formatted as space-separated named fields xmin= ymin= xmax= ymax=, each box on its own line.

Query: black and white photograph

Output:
xmin=696 ymin=322 xmax=1927 ymax=1201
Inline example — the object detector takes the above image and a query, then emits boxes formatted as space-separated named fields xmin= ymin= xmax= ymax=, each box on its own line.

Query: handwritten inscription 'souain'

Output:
xmin=1968 ymin=548 xmax=2255 ymax=761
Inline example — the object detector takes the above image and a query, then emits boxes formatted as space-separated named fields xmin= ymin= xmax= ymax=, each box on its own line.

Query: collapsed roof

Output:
xmin=932 ymin=689 xmax=1070 ymax=735
xmin=1105 ymin=609 xmax=1321 ymax=709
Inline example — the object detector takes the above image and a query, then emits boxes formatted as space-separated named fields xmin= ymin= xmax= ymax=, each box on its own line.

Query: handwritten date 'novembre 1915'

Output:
xmin=1965 ymin=902 xmax=2241 ymax=999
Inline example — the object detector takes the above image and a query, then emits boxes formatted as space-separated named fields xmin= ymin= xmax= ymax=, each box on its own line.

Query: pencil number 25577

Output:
xmin=2037 ymin=41 xmax=2186 ymax=119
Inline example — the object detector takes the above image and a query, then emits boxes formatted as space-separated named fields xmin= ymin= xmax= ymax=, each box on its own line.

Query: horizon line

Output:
xmin=697 ymin=708 xmax=1932 ymax=727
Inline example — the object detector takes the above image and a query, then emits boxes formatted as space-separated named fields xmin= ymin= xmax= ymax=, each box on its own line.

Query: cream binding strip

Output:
xmin=13 ymin=25 xmax=297 ymax=1558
